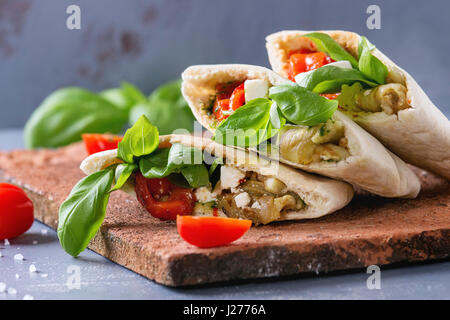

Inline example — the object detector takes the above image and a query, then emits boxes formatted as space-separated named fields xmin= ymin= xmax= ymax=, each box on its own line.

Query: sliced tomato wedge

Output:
xmin=82 ymin=133 xmax=123 ymax=155
xmin=177 ymin=215 xmax=252 ymax=248
xmin=320 ymin=93 xmax=340 ymax=100
xmin=229 ymin=83 xmax=245 ymax=111
xmin=212 ymin=98 xmax=231 ymax=122
xmin=288 ymin=50 xmax=335 ymax=81
xmin=135 ymin=173 xmax=195 ymax=221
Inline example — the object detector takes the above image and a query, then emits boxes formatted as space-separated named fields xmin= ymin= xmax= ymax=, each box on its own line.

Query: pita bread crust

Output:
xmin=181 ymin=64 xmax=289 ymax=132
xmin=181 ymin=64 xmax=420 ymax=198
xmin=266 ymin=30 xmax=450 ymax=179
xmin=167 ymin=134 xmax=354 ymax=221
xmin=80 ymin=135 xmax=354 ymax=222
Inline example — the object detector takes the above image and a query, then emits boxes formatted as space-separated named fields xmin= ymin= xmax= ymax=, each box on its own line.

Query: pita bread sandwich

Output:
xmin=58 ymin=115 xmax=354 ymax=256
xmin=181 ymin=64 xmax=420 ymax=198
xmin=266 ymin=30 xmax=450 ymax=179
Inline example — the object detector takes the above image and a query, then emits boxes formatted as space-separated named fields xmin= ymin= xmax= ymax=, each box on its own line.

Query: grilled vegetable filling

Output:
xmin=193 ymin=165 xmax=306 ymax=225
xmin=278 ymin=119 xmax=349 ymax=165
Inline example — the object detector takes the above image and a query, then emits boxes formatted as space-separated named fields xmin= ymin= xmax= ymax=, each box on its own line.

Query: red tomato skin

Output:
xmin=177 ymin=216 xmax=252 ymax=248
xmin=229 ymin=83 xmax=245 ymax=111
xmin=82 ymin=134 xmax=123 ymax=155
xmin=320 ymin=93 xmax=341 ymax=100
xmin=212 ymin=99 xmax=230 ymax=122
xmin=215 ymin=81 xmax=242 ymax=100
xmin=135 ymin=173 xmax=195 ymax=221
xmin=287 ymin=51 xmax=335 ymax=81
xmin=0 ymin=184 xmax=34 ymax=240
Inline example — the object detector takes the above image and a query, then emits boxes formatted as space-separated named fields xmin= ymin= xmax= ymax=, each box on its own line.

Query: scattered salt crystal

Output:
xmin=32 ymin=240 xmax=38 ymax=245
xmin=41 ymin=273 xmax=48 ymax=278
xmin=29 ymin=264 xmax=37 ymax=273
xmin=23 ymin=294 xmax=34 ymax=300
xmin=7 ymin=287 xmax=17 ymax=295
xmin=4 ymin=239 xmax=10 ymax=246
xmin=41 ymin=229 xmax=48 ymax=235
xmin=0 ymin=251 xmax=3 ymax=257
xmin=0 ymin=282 xmax=6 ymax=292
xmin=15 ymin=274 xmax=20 ymax=279
xmin=14 ymin=253 xmax=24 ymax=261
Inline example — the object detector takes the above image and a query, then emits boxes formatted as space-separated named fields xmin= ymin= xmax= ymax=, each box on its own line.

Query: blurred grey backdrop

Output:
xmin=1 ymin=0 xmax=449 ymax=128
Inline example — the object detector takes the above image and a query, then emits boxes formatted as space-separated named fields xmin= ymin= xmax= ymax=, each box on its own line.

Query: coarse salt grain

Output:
xmin=29 ymin=264 xmax=37 ymax=273
xmin=15 ymin=274 xmax=20 ymax=279
xmin=33 ymin=240 xmax=38 ymax=245
xmin=0 ymin=282 xmax=6 ymax=292
xmin=14 ymin=253 xmax=24 ymax=261
xmin=41 ymin=274 xmax=48 ymax=278
xmin=7 ymin=287 xmax=17 ymax=295
xmin=23 ymin=294 xmax=34 ymax=300
xmin=41 ymin=229 xmax=48 ymax=235
xmin=0 ymin=251 xmax=3 ymax=257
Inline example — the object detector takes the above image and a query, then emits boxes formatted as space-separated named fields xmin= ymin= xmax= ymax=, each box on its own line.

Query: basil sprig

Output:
xmin=295 ymin=66 xmax=378 ymax=93
xmin=58 ymin=168 xmax=115 ymax=257
xmin=296 ymin=33 xmax=388 ymax=92
xmin=213 ymin=84 xmax=337 ymax=148
xmin=58 ymin=115 xmax=216 ymax=256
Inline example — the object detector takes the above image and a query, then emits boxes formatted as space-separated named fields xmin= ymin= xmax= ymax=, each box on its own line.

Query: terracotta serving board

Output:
xmin=0 ymin=142 xmax=449 ymax=286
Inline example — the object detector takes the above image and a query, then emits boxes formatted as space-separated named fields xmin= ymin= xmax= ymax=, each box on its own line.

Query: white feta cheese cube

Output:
xmin=220 ymin=165 xmax=245 ymax=189
xmin=244 ymin=79 xmax=269 ymax=102
xmin=194 ymin=186 xmax=216 ymax=203
xmin=234 ymin=192 xmax=251 ymax=208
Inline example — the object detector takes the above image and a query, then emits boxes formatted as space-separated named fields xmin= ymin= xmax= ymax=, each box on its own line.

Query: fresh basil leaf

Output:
xmin=100 ymin=82 xmax=146 ymax=112
xmin=118 ymin=115 xmax=159 ymax=163
xmin=139 ymin=143 xmax=203 ymax=179
xmin=269 ymin=84 xmax=338 ymax=126
xmin=111 ymin=163 xmax=137 ymax=191
xmin=24 ymin=88 xmax=127 ymax=149
xmin=269 ymin=101 xmax=286 ymax=129
xmin=129 ymin=79 xmax=195 ymax=134
xmin=57 ymin=168 xmax=115 ymax=257
xmin=181 ymin=164 xmax=210 ymax=188
xmin=209 ymin=157 xmax=223 ymax=175
xmin=358 ymin=36 xmax=388 ymax=85
xmin=295 ymin=65 xmax=378 ymax=93
xmin=303 ymin=32 xmax=358 ymax=68
xmin=214 ymin=98 xmax=272 ymax=147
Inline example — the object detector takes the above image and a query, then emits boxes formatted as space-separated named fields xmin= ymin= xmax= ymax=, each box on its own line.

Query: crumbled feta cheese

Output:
xmin=29 ymin=264 xmax=37 ymax=273
xmin=14 ymin=253 xmax=24 ymax=261
xmin=234 ymin=192 xmax=251 ymax=208
xmin=220 ymin=165 xmax=245 ymax=189
xmin=251 ymin=201 xmax=262 ymax=209
xmin=244 ymin=79 xmax=269 ymax=102
xmin=194 ymin=186 xmax=216 ymax=203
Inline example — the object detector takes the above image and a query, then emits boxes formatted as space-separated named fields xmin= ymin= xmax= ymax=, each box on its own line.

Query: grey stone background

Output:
xmin=0 ymin=0 xmax=449 ymax=129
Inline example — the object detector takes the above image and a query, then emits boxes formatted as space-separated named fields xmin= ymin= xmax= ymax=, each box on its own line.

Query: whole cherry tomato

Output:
xmin=0 ymin=183 xmax=34 ymax=240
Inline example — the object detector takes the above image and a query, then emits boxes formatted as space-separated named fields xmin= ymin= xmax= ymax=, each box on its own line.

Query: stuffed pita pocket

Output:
xmin=266 ymin=30 xmax=450 ymax=179
xmin=58 ymin=115 xmax=354 ymax=256
xmin=181 ymin=64 xmax=420 ymax=198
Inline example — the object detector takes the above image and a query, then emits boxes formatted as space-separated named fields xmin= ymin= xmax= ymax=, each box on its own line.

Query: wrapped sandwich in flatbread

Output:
xmin=266 ymin=30 xmax=450 ymax=179
xmin=181 ymin=64 xmax=420 ymax=198
xmin=58 ymin=116 xmax=354 ymax=256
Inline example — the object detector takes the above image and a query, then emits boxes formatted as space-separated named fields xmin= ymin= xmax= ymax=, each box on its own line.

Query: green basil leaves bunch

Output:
xmin=58 ymin=115 xmax=212 ymax=257
xmin=295 ymin=33 xmax=389 ymax=94
xmin=214 ymin=84 xmax=338 ymax=148
xmin=25 ymin=80 xmax=196 ymax=149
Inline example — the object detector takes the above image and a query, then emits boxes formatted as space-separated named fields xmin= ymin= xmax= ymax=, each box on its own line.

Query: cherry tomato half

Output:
xmin=229 ymin=83 xmax=245 ymax=111
xmin=135 ymin=173 xmax=196 ymax=221
xmin=82 ymin=133 xmax=123 ymax=155
xmin=0 ymin=183 xmax=34 ymax=240
xmin=288 ymin=51 xmax=335 ymax=81
xmin=177 ymin=215 xmax=252 ymax=248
